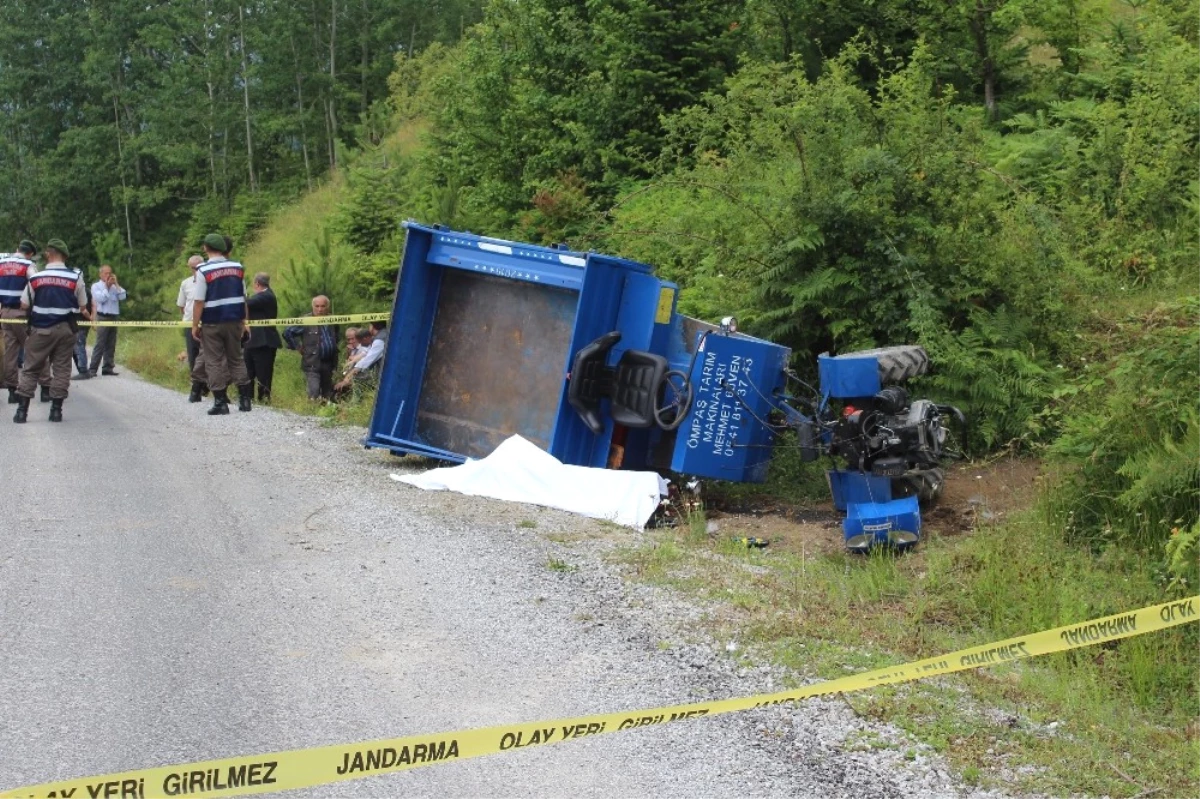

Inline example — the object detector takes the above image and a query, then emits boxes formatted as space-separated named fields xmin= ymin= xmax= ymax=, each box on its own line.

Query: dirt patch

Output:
xmin=704 ymin=509 xmax=845 ymax=558
xmin=703 ymin=457 xmax=1043 ymax=555
xmin=941 ymin=457 xmax=1043 ymax=519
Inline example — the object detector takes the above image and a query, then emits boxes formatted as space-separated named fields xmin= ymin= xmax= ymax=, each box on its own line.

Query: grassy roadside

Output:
xmin=608 ymin=498 xmax=1198 ymax=797
xmin=115 ymin=328 xmax=375 ymax=427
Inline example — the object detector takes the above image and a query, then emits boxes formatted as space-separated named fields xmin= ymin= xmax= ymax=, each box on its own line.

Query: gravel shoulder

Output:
xmin=1 ymin=371 xmax=1018 ymax=798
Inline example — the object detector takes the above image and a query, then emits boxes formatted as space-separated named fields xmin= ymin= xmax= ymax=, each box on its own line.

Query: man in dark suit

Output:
xmin=243 ymin=272 xmax=281 ymax=403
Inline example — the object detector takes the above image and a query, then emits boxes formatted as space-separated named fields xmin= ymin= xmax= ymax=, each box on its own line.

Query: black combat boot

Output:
xmin=49 ymin=398 xmax=63 ymax=422
xmin=40 ymin=385 xmax=50 ymax=402
xmin=237 ymin=384 xmax=252 ymax=412
xmin=188 ymin=381 xmax=204 ymax=403
xmin=13 ymin=396 xmax=29 ymax=423
xmin=6 ymin=388 xmax=16 ymax=404
xmin=207 ymin=389 xmax=230 ymax=416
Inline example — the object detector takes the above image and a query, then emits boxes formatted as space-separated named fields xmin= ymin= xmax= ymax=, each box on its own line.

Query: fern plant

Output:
xmin=1049 ymin=297 xmax=1200 ymax=553
xmin=1118 ymin=411 xmax=1200 ymax=525
xmin=912 ymin=304 xmax=1058 ymax=451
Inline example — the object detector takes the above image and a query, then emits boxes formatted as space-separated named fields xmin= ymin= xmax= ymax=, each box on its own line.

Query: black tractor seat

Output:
xmin=567 ymin=331 xmax=668 ymax=435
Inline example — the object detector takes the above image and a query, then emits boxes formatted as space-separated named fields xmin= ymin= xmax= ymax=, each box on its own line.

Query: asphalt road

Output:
xmin=0 ymin=371 xmax=994 ymax=798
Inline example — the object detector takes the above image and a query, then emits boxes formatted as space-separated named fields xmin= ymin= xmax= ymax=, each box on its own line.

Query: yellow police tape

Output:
xmin=0 ymin=312 xmax=389 ymax=329
xmin=3 ymin=596 xmax=1195 ymax=798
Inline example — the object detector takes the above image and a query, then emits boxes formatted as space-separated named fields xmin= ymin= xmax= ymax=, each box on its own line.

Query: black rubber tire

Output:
xmin=842 ymin=345 xmax=930 ymax=384
xmin=891 ymin=467 xmax=945 ymax=507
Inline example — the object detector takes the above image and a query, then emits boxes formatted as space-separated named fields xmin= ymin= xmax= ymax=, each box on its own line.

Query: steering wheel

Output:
xmin=654 ymin=370 xmax=694 ymax=431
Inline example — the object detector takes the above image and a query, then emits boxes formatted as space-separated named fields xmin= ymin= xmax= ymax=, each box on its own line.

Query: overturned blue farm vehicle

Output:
xmin=365 ymin=222 xmax=963 ymax=550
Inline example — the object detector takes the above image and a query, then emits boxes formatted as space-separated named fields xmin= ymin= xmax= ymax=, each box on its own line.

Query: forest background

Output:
xmin=0 ymin=0 xmax=1196 ymax=794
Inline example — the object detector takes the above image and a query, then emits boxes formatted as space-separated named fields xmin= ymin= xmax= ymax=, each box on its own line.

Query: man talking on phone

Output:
xmin=88 ymin=264 xmax=126 ymax=377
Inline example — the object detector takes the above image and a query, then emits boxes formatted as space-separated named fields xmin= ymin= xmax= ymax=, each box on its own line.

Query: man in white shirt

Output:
xmin=341 ymin=328 xmax=368 ymax=373
xmin=333 ymin=320 xmax=386 ymax=399
xmin=88 ymin=264 xmax=127 ymax=376
xmin=177 ymin=256 xmax=203 ymax=372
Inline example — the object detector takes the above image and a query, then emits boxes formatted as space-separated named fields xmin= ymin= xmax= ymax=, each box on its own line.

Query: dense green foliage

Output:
xmin=3 ymin=0 xmax=1197 ymax=683
xmin=1050 ymin=297 xmax=1199 ymax=576
xmin=0 ymin=0 xmax=483 ymax=315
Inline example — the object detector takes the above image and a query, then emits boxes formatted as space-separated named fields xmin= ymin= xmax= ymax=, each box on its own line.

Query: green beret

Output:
xmin=16 ymin=239 xmax=37 ymax=256
xmin=202 ymin=233 xmax=228 ymax=253
xmin=45 ymin=238 xmax=69 ymax=258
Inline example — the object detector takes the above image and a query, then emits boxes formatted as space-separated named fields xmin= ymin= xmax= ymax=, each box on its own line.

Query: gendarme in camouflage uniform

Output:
xmin=14 ymin=239 xmax=86 ymax=424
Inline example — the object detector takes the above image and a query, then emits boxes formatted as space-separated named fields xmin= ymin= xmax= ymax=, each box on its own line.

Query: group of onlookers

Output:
xmin=1 ymin=232 xmax=388 ymax=423
xmin=278 ymin=296 xmax=387 ymax=402
xmin=177 ymin=249 xmax=285 ymax=408
xmin=177 ymin=245 xmax=386 ymax=411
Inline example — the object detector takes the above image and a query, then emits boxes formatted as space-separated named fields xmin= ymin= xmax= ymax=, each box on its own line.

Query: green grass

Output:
xmin=611 ymin=503 xmax=1200 ymax=797
xmin=546 ymin=557 xmax=579 ymax=573
xmin=116 ymin=327 xmax=374 ymax=426
xmin=703 ymin=429 xmax=832 ymax=508
xmin=239 ymin=175 xmax=345 ymax=312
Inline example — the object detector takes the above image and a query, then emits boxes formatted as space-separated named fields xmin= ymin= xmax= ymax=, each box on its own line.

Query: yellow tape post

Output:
xmin=3 ymin=597 xmax=1195 ymax=799
xmin=0 ymin=313 xmax=389 ymax=329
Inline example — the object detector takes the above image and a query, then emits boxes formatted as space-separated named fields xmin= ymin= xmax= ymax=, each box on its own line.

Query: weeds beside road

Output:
xmin=118 ymin=328 xmax=375 ymax=427
xmin=611 ymin=481 xmax=1198 ymax=798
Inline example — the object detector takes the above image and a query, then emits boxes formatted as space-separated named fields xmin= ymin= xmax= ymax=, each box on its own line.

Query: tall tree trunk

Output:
xmin=223 ymin=27 xmax=235 ymax=204
xmin=206 ymin=79 xmax=218 ymax=195
xmin=359 ymin=0 xmax=370 ymax=109
xmin=970 ymin=1 xmax=997 ymax=121
xmin=112 ymin=81 xmax=135 ymax=265
xmin=773 ymin=2 xmax=794 ymax=60
xmin=327 ymin=0 xmax=339 ymax=168
xmin=308 ymin=0 xmax=330 ymax=171
xmin=239 ymin=4 xmax=258 ymax=192
xmin=202 ymin=0 xmax=219 ymax=195
xmin=290 ymin=35 xmax=314 ymax=191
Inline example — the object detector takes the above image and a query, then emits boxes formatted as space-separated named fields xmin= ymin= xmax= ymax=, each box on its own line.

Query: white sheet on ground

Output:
xmin=391 ymin=435 xmax=668 ymax=529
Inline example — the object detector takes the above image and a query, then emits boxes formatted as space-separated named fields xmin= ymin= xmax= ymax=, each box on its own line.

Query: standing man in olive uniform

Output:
xmin=13 ymin=239 xmax=87 ymax=423
xmin=192 ymin=233 xmax=251 ymax=415
xmin=0 ymin=239 xmax=38 ymax=404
